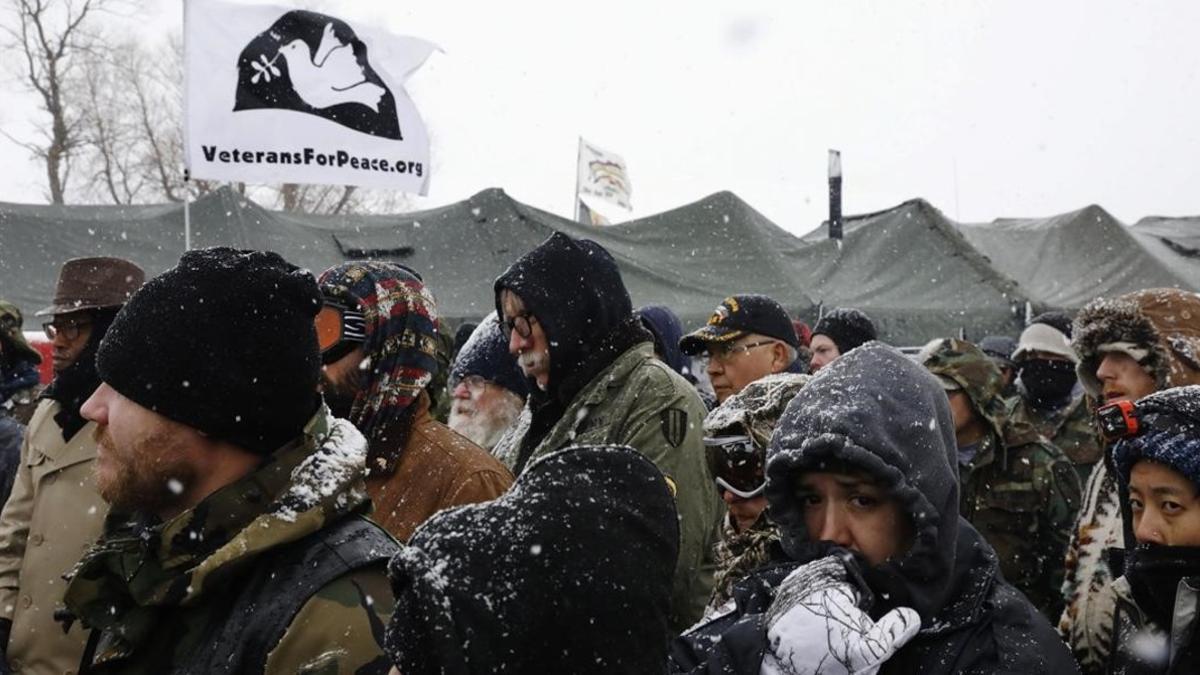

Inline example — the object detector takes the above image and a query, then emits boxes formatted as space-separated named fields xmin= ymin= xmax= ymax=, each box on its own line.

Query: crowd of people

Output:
xmin=0 ymin=231 xmax=1195 ymax=674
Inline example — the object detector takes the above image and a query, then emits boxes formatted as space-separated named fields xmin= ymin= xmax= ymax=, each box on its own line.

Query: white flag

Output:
xmin=577 ymin=139 xmax=632 ymax=213
xmin=184 ymin=0 xmax=436 ymax=194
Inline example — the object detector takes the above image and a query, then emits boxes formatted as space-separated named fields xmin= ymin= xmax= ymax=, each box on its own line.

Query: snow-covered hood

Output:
xmin=385 ymin=444 xmax=679 ymax=673
xmin=765 ymin=341 xmax=964 ymax=622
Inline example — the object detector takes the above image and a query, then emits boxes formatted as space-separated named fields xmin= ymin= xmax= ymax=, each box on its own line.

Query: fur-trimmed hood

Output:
xmin=1073 ymin=288 xmax=1200 ymax=397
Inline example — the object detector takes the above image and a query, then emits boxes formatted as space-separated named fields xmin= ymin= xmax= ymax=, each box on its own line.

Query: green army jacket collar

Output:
xmin=527 ymin=342 xmax=654 ymax=456
xmin=61 ymin=408 xmax=370 ymax=664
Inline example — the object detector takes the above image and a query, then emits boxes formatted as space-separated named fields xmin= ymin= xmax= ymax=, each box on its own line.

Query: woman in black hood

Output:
xmin=671 ymin=342 xmax=1079 ymax=674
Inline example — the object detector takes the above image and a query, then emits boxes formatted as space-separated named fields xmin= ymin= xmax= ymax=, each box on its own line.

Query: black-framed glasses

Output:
xmin=43 ymin=319 xmax=92 ymax=341
xmin=500 ymin=313 xmax=538 ymax=340
xmin=704 ymin=434 xmax=766 ymax=499
xmin=702 ymin=339 xmax=777 ymax=366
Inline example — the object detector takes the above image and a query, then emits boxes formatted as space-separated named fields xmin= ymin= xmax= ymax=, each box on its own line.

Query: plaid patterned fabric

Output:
xmin=318 ymin=262 xmax=440 ymax=442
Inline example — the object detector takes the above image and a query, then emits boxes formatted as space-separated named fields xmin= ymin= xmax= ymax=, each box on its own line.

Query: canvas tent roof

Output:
xmin=793 ymin=199 xmax=1032 ymax=344
xmin=957 ymin=204 xmax=1197 ymax=310
xmin=1130 ymin=216 xmax=1200 ymax=288
xmin=273 ymin=188 xmax=815 ymax=328
xmin=0 ymin=187 xmax=814 ymax=329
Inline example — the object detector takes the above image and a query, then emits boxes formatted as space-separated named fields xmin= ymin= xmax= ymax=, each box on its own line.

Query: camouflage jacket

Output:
xmin=61 ymin=408 xmax=396 ymax=675
xmin=493 ymin=342 xmax=722 ymax=633
xmin=1008 ymin=392 xmax=1103 ymax=484
xmin=959 ymin=420 xmax=1081 ymax=622
xmin=922 ymin=338 xmax=1081 ymax=622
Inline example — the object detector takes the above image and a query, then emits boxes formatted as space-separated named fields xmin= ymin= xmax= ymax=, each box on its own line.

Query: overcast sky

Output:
xmin=2 ymin=0 xmax=1198 ymax=235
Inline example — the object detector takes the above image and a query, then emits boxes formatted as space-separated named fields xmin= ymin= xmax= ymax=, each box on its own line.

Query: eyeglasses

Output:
xmin=701 ymin=339 xmax=777 ymax=366
xmin=704 ymin=435 xmax=766 ymax=499
xmin=499 ymin=313 xmax=538 ymax=340
xmin=314 ymin=302 xmax=367 ymax=354
xmin=452 ymin=374 xmax=490 ymax=393
xmin=43 ymin=319 xmax=92 ymax=341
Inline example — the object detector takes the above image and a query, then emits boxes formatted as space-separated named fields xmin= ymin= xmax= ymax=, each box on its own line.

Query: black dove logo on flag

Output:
xmin=233 ymin=10 xmax=402 ymax=140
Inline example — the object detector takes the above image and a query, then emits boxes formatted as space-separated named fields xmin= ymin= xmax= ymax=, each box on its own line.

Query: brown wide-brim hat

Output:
xmin=36 ymin=256 xmax=146 ymax=317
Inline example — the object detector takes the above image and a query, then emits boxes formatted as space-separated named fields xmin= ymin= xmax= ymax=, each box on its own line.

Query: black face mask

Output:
xmin=1124 ymin=542 xmax=1200 ymax=628
xmin=1019 ymin=359 xmax=1077 ymax=407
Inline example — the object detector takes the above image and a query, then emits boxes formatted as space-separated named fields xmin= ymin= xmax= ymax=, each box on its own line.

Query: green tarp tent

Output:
xmin=795 ymin=199 xmax=1033 ymax=344
xmin=0 ymin=187 xmax=815 ymax=330
xmin=1130 ymin=216 xmax=1200 ymax=288
xmin=956 ymin=204 xmax=1197 ymax=310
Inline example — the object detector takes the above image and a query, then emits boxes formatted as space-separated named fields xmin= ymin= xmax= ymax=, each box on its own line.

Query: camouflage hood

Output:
xmin=0 ymin=300 xmax=41 ymax=365
xmin=61 ymin=407 xmax=370 ymax=658
xmin=1073 ymin=288 xmax=1200 ymax=397
xmin=919 ymin=337 xmax=1008 ymax=442
xmin=703 ymin=372 xmax=811 ymax=447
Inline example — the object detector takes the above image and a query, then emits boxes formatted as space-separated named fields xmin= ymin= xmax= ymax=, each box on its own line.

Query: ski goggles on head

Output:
xmin=704 ymin=435 xmax=766 ymax=499
xmin=315 ymin=301 xmax=367 ymax=364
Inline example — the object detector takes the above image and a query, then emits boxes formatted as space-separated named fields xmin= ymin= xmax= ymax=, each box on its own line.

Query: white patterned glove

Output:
xmin=759 ymin=555 xmax=921 ymax=675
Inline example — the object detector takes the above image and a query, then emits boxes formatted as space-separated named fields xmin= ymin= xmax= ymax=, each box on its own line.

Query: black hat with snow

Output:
xmin=385 ymin=445 xmax=678 ymax=674
xmin=812 ymin=307 xmax=877 ymax=355
xmin=449 ymin=313 xmax=528 ymax=398
xmin=96 ymin=247 xmax=323 ymax=454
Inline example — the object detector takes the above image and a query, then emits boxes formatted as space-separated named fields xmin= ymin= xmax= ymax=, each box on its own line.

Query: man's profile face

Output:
xmin=796 ymin=470 xmax=913 ymax=566
xmin=809 ymin=334 xmax=840 ymax=372
xmin=1096 ymin=352 xmax=1157 ymax=404
xmin=448 ymin=376 xmax=522 ymax=448
xmin=81 ymin=382 xmax=202 ymax=515
xmin=946 ymin=390 xmax=976 ymax=434
xmin=47 ymin=310 xmax=94 ymax=374
xmin=1129 ymin=460 xmax=1200 ymax=547
xmin=704 ymin=334 xmax=784 ymax=403
xmin=320 ymin=345 xmax=367 ymax=418
xmin=500 ymin=291 xmax=550 ymax=390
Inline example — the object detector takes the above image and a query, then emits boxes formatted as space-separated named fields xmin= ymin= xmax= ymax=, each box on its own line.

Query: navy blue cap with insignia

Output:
xmin=679 ymin=294 xmax=800 ymax=356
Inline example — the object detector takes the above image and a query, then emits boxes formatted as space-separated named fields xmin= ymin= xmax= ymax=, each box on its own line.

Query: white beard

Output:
xmin=518 ymin=350 xmax=548 ymax=376
xmin=449 ymin=404 xmax=517 ymax=450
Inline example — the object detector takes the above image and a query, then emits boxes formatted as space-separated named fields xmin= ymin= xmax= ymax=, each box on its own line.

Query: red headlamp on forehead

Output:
xmin=1096 ymin=400 xmax=1139 ymax=443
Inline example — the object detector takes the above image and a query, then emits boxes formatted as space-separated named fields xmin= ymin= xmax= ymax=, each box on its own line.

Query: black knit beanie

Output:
xmin=812 ymin=307 xmax=878 ymax=355
xmin=96 ymin=247 xmax=323 ymax=454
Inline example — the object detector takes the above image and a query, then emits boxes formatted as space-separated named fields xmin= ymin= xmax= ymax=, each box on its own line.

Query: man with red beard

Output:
xmin=447 ymin=313 xmax=527 ymax=459
xmin=317 ymin=262 xmax=511 ymax=542
xmin=1059 ymin=288 xmax=1200 ymax=674
xmin=62 ymin=248 xmax=396 ymax=674
xmin=0 ymin=256 xmax=143 ymax=675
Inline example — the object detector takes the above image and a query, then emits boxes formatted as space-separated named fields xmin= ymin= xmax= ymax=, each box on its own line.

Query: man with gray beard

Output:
xmin=447 ymin=313 xmax=528 ymax=455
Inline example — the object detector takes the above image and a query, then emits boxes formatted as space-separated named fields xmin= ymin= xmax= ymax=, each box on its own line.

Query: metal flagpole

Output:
xmin=183 ymin=169 xmax=192 ymax=251
xmin=182 ymin=0 xmax=191 ymax=252
xmin=574 ymin=137 xmax=585 ymax=223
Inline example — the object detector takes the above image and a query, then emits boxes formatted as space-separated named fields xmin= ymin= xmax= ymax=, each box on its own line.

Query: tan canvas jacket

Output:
xmin=0 ymin=399 xmax=108 ymax=675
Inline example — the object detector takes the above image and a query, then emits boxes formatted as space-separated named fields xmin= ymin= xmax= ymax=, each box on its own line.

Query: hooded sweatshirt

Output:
xmin=672 ymin=343 xmax=1078 ymax=674
xmin=385 ymin=445 xmax=679 ymax=674
xmin=1061 ymin=288 xmax=1200 ymax=673
xmin=493 ymin=232 xmax=653 ymax=472
xmin=637 ymin=304 xmax=693 ymax=380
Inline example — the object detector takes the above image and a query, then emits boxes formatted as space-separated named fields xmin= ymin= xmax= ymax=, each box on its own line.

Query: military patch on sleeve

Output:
xmin=660 ymin=408 xmax=688 ymax=448
xmin=663 ymin=475 xmax=678 ymax=498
